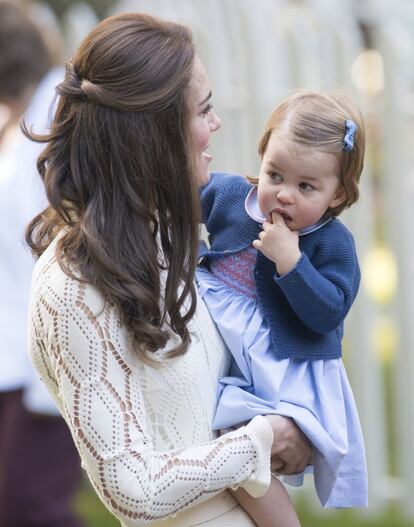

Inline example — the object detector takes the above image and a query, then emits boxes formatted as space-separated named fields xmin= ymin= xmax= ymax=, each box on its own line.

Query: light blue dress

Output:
xmin=196 ymin=189 xmax=368 ymax=508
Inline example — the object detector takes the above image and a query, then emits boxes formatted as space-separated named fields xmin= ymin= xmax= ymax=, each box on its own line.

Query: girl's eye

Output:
xmin=201 ymin=103 xmax=213 ymax=117
xmin=299 ymin=182 xmax=314 ymax=192
xmin=269 ymin=172 xmax=282 ymax=182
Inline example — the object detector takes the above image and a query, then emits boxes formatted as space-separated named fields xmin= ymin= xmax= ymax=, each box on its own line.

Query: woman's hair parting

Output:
xmin=25 ymin=12 xmax=199 ymax=361
xmin=257 ymin=90 xmax=365 ymax=216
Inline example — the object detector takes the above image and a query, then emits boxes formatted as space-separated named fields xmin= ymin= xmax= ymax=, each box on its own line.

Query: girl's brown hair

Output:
xmin=253 ymin=90 xmax=365 ymax=217
xmin=25 ymin=13 xmax=200 ymax=360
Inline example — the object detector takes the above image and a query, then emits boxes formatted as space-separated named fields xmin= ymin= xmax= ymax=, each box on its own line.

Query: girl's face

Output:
xmin=187 ymin=56 xmax=221 ymax=186
xmin=258 ymin=132 xmax=346 ymax=231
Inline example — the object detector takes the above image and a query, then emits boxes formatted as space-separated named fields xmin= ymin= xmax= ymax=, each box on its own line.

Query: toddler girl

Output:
xmin=197 ymin=90 xmax=368 ymax=526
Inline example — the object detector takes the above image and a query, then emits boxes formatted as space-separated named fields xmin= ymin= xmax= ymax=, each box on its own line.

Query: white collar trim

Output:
xmin=244 ymin=186 xmax=331 ymax=237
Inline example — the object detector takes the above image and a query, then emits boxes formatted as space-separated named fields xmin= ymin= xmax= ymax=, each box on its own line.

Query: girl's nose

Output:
xmin=209 ymin=110 xmax=222 ymax=132
xmin=277 ymin=188 xmax=295 ymax=204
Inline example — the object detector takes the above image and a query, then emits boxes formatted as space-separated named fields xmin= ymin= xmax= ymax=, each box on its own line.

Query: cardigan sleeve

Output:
xmin=274 ymin=226 xmax=360 ymax=334
xmin=29 ymin=267 xmax=273 ymax=526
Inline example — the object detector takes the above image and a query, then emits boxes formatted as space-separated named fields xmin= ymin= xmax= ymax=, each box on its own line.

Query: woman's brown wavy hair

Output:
xmin=25 ymin=13 xmax=201 ymax=360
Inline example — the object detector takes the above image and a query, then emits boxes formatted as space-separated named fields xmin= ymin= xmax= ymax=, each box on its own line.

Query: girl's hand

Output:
xmin=264 ymin=415 xmax=313 ymax=475
xmin=252 ymin=212 xmax=301 ymax=276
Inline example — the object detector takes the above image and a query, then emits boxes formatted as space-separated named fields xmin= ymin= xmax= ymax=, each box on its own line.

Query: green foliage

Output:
xmin=75 ymin=483 xmax=414 ymax=527
xmin=296 ymin=497 xmax=414 ymax=527
xmin=74 ymin=481 xmax=119 ymax=527
xmin=41 ymin=0 xmax=113 ymax=19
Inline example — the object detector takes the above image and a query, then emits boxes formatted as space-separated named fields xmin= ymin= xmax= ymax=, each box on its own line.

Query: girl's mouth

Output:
xmin=274 ymin=208 xmax=292 ymax=221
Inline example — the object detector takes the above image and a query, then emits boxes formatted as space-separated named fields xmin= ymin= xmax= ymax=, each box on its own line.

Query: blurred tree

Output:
xmin=41 ymin=0 xmax=113 ymax=19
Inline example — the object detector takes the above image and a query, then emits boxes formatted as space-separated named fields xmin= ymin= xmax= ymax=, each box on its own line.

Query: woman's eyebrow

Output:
xmin=198 ymin=91 xmax=212 ymax=106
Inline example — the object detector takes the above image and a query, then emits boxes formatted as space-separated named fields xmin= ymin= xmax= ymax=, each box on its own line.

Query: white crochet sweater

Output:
xmin=28 ymin=237 xmax=273 ymax=526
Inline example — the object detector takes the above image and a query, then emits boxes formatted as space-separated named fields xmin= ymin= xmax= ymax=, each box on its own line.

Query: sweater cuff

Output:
xmin=274 ymin=252 xmax=307 ymax=282
xmin=240 ymin=415 xmax=273 ymax=497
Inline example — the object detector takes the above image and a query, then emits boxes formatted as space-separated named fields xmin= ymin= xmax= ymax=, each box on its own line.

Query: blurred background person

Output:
xmin=0 ymin=2 xmax=83 ymax=526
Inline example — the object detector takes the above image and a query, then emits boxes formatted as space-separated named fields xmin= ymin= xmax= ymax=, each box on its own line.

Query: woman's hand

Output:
xmin=264 ymin=415 xmax=313 ymax=475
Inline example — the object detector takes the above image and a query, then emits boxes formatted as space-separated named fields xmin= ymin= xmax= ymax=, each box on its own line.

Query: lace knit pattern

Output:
xmin=28 ymin=240 xmax=272 ymax=526
xmin=210 ymin=247 xmax=257 ymax=298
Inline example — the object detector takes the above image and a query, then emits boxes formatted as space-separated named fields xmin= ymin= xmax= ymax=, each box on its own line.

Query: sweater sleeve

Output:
xmin=274 ymin=226 xmax=360 ymax=334
xmin=29 ymin=270 xmax=272 ymax=526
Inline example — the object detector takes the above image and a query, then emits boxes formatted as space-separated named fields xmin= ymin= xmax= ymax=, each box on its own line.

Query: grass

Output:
xmin=74 ymin=482 xmax=414 ymax=527
xmin=74 ymin=481 xmax=119 ymax=527
xmin=296 ymin=497 xmax=414 ymax=527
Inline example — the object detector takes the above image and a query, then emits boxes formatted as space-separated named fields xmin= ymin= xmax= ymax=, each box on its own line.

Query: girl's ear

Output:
xmin=329 ymin=185 xmax=347 ymax=209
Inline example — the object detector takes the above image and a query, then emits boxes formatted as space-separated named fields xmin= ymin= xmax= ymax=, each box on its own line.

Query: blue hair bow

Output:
xmin=343 ymin=119 xmax=357 ymax=152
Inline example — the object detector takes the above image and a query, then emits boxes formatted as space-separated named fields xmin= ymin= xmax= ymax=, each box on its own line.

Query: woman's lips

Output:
xmin=201 ymin=145 xmax=212 ymax=163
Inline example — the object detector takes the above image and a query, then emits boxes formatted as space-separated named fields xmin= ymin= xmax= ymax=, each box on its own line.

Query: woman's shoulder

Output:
xmin=31 ymin=236 xmax=106 ymax=318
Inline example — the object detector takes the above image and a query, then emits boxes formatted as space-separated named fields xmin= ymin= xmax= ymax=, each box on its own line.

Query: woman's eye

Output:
xmin=201 ymin=103 xmax=213 ymax=116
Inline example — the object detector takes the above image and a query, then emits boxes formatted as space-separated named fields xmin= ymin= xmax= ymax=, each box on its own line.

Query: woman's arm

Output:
xmin=29 ymin=266 xmax=275 ymax=526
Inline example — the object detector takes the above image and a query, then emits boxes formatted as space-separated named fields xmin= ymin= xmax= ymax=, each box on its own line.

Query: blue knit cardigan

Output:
xmin=199 ymin=172 xmax=361 ymax=360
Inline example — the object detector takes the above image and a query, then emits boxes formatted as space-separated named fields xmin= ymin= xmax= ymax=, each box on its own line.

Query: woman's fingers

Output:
xmin=265 ymin=415 xmax=313 ymax=475
xmin=271 ymin=456 xmax=285 ymax=472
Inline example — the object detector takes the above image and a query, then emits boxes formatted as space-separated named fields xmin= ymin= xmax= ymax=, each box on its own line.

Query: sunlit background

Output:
xmin=4 ymin=0 xmax=414 ymax=526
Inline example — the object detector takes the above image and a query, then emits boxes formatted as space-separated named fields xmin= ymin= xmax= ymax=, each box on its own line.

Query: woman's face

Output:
xmin=187 ymin=56 xmax=221 ymax=186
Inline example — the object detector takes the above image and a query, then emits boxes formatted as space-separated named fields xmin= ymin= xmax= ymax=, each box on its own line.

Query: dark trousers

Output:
xmin=0 ymin=390 xmax=83 ymax=527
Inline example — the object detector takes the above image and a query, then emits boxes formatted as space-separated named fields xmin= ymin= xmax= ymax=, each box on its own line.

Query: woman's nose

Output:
xmin=209 ymin=110 xmax=222 ymax=132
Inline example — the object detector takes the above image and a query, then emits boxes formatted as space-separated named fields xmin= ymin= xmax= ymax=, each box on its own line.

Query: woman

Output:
xmin=27 ymin=12 xmax=312 ymax=526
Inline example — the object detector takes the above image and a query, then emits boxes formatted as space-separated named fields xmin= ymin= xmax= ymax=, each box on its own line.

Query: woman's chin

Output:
xmin=197 ymin=169 xmax=211 ymax=187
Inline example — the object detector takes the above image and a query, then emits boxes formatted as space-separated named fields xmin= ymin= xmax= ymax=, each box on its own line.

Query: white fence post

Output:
xmin=375 ymin=18 xmax=414 ymax=517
